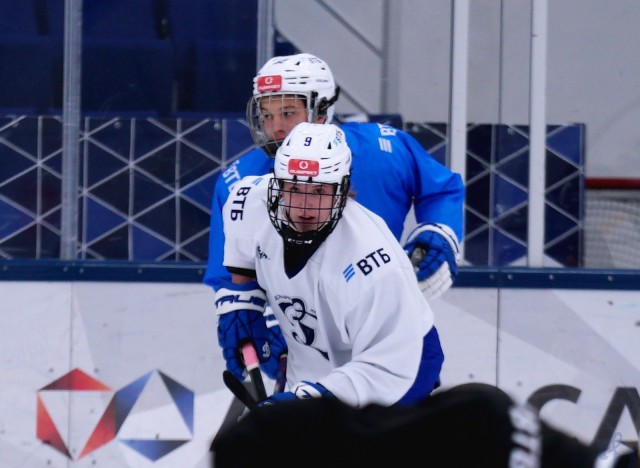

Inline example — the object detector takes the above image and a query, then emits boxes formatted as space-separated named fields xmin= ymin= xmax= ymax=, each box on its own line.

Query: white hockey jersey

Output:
xmin=222 ymin=174 xmax=436 ymax=407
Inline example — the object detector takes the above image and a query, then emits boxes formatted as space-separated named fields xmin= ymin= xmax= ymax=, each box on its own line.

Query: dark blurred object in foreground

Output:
xmin=212 ymin=382 xmax=637 ymax=468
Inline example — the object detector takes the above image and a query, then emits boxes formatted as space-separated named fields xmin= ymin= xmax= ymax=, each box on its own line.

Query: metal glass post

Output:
xmin=257 ymin=0 xmax=275 ymax=72
xmin=60 ymin=0 xmax=82 ymax=259
xmin=527 ymin=0 xmax=548 ymax=266
xmin=449 ymin=0 xmax=470 ymax=261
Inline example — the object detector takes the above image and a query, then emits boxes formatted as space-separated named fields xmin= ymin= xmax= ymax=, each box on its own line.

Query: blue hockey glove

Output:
xmin=258 ymin=381 xmax=334 ymax=406
xmin=215 ymin=280 xmax=271 ymax=381
xmin=403 ymin=223 xmax=461 ymax=300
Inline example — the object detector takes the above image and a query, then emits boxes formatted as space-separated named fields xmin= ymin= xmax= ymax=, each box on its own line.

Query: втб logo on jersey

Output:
xmin=343 ymin=248 xmax=392 ymax=282
xmin=229 ymin=177 xmax=263 ymax=222
xmin=377 ymin=124 xmax=397 ymax=153
xmin=274 ymin=296 xmax=328 ymax=360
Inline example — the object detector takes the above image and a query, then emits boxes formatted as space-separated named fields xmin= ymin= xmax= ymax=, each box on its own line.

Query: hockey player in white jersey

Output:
xmin=216 ymin=122 xmax=444 ymax=406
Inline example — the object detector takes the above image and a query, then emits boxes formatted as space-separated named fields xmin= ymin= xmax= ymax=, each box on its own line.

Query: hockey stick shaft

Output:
xmin=216 ymin=344 xmax=268 ymax=434
xmin=241 ymin=342 xmax=268 ymax=401
xmin=274 ymin=353 xmax=288 ymax=393
xmin=222 ymin=370 xmax=257 ymax=410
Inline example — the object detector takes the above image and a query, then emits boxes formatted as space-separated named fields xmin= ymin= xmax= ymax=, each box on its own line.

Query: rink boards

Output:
xmin=0 ymin=265 xmax=638 ymax=467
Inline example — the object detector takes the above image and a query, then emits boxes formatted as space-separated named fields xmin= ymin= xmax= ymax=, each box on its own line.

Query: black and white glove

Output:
xmin=403 ymin=223 xmax=461 ymax=300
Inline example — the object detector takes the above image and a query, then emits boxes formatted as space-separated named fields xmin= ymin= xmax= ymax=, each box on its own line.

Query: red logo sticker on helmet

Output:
xmin=257 ymin=75 xmax=282 ymax=92
xmin=288 ymin=159 xmax=319 ymax=177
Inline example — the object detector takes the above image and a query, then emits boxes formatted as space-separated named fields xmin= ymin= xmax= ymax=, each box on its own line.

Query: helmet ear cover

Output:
xmin=315 ymin=86 xmax=341 ymax=119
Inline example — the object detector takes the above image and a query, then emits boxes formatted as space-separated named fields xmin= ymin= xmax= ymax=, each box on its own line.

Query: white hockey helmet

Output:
xmin=247 ymin=53 xmax=341 ymax=157
xmin=268 ymin=122 xmax=351 ymax=248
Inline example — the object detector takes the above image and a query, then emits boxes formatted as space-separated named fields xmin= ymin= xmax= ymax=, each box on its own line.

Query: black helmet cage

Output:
xmin=267 ymin=174 xmax=350 ymax=248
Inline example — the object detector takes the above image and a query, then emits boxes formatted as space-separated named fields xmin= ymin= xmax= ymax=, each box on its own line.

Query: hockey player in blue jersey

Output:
xmin=205 ymin=53 xmax=464 ymax=382
xmin=216 ymin=122 xmax=444 ymax=405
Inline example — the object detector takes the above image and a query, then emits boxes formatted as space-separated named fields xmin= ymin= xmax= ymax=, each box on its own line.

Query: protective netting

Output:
xmin=585 ymin=183 xmax=640 ymax=269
